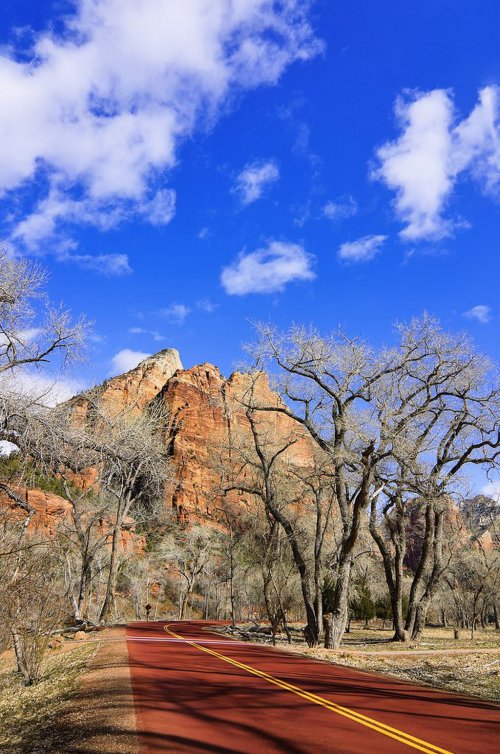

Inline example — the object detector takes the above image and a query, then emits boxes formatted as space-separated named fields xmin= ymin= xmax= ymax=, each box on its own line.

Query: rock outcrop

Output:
xmin=159 ymin=363 xmax=314 ymax=522
xmin=68 ymin=348 xmax=183 ymax=420
xmin=2 ymin=487 xmax=73 ymax=535
xmin=3 ymin=349 xmax=315 ymax=530
xmin=0 ymin=485 xmax=143 ymax=551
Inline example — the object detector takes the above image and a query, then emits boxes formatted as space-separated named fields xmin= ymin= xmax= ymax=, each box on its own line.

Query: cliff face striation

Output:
xmin=158 ymin=362 xmax=314 ymax=522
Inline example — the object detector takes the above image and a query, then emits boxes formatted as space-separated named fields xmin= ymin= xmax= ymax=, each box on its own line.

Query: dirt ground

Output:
xmin=51 ymin=628 xmax=139 ymax=754
xmin=0 ymin=628 xmax=139 ymax=754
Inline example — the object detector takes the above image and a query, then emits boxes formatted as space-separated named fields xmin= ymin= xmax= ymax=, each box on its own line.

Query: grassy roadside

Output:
xmin=0 ymin=641 xmax=98 ymax=754
xmin=338 ymin=625 xmax=500 ymax=652
xmin=279 ymin=644 xmax=500 ymax=702
xmin=217 ymin=623 xmax=500 ymax=702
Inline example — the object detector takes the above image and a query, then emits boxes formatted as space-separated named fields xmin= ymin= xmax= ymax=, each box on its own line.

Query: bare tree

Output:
xmin=246 ymin=325 xmax=387 ymax=648
xmin=9 ymin=391 xmax=170 ymax=623
xmin=0 ymin=248 xmax=88 ymax=522
xmin=0 ymin=530 xmax=66 ymax=685
xmin=0 ymin=249 xmax=87 ymax=375
xmin=445 ymin=547 xmax=500 ymax=638
xmin=160 ymin=524 xmax=217 ymax=619
xmin=220 ymin=398 xmax=329 ymax=646
xmin=247 ymin=511 xmax=299 ymax=644
xmin=369 ymin=318 xmax=500 ymax=640
xmin=96 ymin=402 xmax=169 ymax=623
xmin=246 ymin=315 xmax=500 ymax=647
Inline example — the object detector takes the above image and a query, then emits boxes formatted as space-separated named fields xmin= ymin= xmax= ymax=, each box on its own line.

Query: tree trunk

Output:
xmin=99 ymin=524 xmax=121 ymax=623
xmin=392 ymin=539 xmax=408 ymax=641
xmin=494 ymin=604 xmax=500 ymax=630
xmin=369 ymin=496 xmax=407 ymax=642
xmin=314 ymin=584 xmax=323 ymax=643
xmin=71 ymin=593 xmax=81 ymax=623
xmin=409 ymin=506 xmax=445 ymax=642
xmin=405 ymin=504 xmax=435 ymax=638
xmin=266 ymin=501 xmax=319 ymax=646
xmin=412 ymin=594 xmax=431 ymax=642
xmin=303 ymin=603 xmax=319 ymax=647
xmin=12 ymin=630 xmax=32 ymax=686
xmin=328 ymin=557 xmax=352 ymax=649
xmin=229 ymin=546 xmax=236 ymax=626
xmin=262 ymin=568 xmax=276 ymax=638
xmin=179 ymin=587 xmax=192 ymax=620
xmin=281 ymin=611 xmax=292 ymax=644
xmin=480 ymin=608 xmax=487 ymax=630
xmin=323 ymin=612 xmax=334 ymax=649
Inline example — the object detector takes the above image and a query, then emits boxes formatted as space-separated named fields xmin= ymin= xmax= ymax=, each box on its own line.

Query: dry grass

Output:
xmin=221 ymin=622 xmax=500 ymax=702
xmin=279 ymin=644 xmax=500 ymax=702
xmin=339 ymin=624 xmax=500 ymax=652
xmin=0 ymin=641 xmax=97 ymax=754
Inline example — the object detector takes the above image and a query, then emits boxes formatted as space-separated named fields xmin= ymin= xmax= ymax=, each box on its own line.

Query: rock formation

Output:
xmin=158 ymin=363 xmax=314 ymax=522
xmin=60 ymin=350 xmax=315 ymax=526
xmin=0 ymin=486 xmax=141 ymax=551
xmin=68 ymin=348 xmax=182 ymax=421
xmin=0 ymin=349 xmax=319 ymax=536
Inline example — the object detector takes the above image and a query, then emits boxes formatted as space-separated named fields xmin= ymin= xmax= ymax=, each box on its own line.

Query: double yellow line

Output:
xmin=164 ymin=625 xmax=453 ymax=754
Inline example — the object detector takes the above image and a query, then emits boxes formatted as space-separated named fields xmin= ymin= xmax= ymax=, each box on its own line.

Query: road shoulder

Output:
xmin=50 ymin=627 xmax=139 ymax=754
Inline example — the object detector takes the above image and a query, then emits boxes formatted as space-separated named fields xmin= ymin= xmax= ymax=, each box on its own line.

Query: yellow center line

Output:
xmin=164 ymin=624 xmax=454 ymax=754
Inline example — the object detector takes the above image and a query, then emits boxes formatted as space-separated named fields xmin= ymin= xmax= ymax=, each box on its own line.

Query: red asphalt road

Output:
xmin=126 ymin=620 xmax=499 ymax=754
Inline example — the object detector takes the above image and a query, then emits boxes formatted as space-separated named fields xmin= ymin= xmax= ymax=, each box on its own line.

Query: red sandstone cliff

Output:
xmin=48 ymin=350 xmax=315 ymax=526
xmin=68 ymin=348 xmax=183 ymax=421
xmin=158 ymin=363 xmax=314 ymax=522
xmin=4 ymin=350 xmax=311 ymax=529
xmin=0 ymin=486 xmax=141 ymax=551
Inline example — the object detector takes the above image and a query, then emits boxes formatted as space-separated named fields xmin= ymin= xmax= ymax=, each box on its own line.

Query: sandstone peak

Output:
xmin=70 ymin=347 xmax=183 ymax=417
xmin=126 ymin=348 xmax=183 ymax=378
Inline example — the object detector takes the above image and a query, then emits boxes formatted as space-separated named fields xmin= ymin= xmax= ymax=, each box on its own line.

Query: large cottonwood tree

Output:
xmin=246 ymin=315 xmax=500 ymax=648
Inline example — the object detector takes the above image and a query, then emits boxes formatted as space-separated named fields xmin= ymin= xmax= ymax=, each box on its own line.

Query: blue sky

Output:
xmin=1 ymin=0 xmax=499 ymax=401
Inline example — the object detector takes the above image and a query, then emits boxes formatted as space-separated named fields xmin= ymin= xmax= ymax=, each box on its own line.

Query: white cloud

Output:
xmin=109 ymin=349 xmax=150 ymax=375
xmin=197 ymin=299 xmax=218 ymax=313
xmin=481 ymin=480 xmax=500 ymax=500
xmin=16 ymin=328 xmax=44 ymax=344
xmin=140 ymin=189 xmax=176 ymax=226
xmin=463 ymin=305 xmax=492 ymax=324
xmin=373 ymin=86 xmax=500 ymax=241
xmin=160 ymin=303 xmax=191 ymax=323
xmin=453 ymin=87 xmax=500 ymax=195
xmin=338 ymin=234 xmax=387 ymax=263
xmin=0 ymin=369 xmax=85 ymax=406
xmin=88 ymin=332 xmax=106 ymax=344
xmin=221 ymin=240 xmax=315 ymax=295
xmin=1 ymin=1 xmax=319 ymax=254
xmin=11 ymin=189 xmax=126 ymax=249
xmin=129 ymin=327 xmax=164 ymax=343
xmin=66 ymin=253 xmax=132 ymax=276
xmin=233 ymin=159 xmax=280 ymax=205
xmin=293 ymin=201 xmax=311 ymax=227
xmin=323 ymin=195 xmax=358 ymax=221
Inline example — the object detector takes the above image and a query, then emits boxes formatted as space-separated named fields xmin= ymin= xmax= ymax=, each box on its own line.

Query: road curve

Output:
xmin=126 ymin=620 xmax=499 ymax=754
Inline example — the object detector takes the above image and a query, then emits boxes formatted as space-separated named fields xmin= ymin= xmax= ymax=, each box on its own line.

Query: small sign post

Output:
xmin=145 ymin=603 xmax=152 ymax=621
